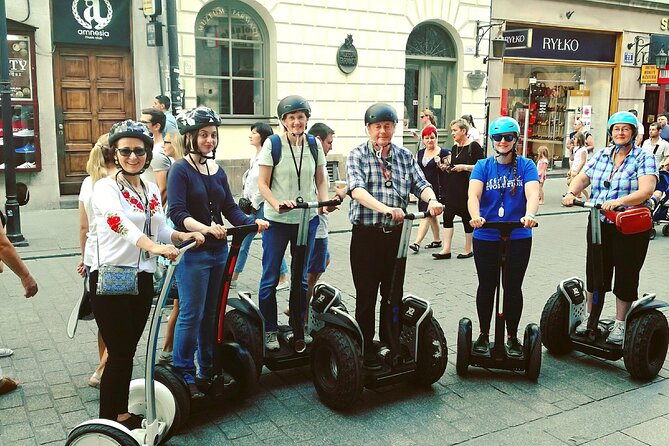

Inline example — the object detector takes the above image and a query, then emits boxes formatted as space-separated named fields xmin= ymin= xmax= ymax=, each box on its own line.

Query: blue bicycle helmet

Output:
xmin=277 ymin=95 xmax=311 ymax=120
xmin=364 ymin=103 xmax=398 ymax=125
xmin=489 ymin=116 xmax=521 ymax=140
xmin=607 ymin=111 xmax=638 ymax=145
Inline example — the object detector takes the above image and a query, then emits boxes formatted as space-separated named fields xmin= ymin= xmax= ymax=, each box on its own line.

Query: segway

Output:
xmin=154 ymin=225 xmax=258 ymax=420
xmin=226 ymin=199 xmax=342 ymax=378
xmin=65 ymin=238 xmax=197 ymax=446
xmin=540 ymin=200 xmax=669 ymax=380
xmin=310 ymin=212 xmax=448 ymax=409
xmin=456 ymin=222 xmax=542 ymax=381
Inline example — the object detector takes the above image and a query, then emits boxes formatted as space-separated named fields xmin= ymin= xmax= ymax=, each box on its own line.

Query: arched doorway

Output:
xmin=404 ymin=23 xmax=457 ymax=147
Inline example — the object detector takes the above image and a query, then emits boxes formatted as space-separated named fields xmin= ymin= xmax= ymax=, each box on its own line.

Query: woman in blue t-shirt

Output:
xmin=467 ymin=116 xmax=540 ymax=357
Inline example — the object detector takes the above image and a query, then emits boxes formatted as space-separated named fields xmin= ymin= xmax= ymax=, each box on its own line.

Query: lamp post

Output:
xmin=0 ymin=0 xmax=27 ymax=245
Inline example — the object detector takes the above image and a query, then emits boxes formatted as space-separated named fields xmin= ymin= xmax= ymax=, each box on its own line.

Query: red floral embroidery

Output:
xmin=121 ymin=190 xmax=130 ymax=200
xmin=149 ymin=194 xmax=160 ymax=215
xmin=121 ymin=189 xmax=145 ymax=212
xmin=106 ymin=213 xmax=127 ymax=236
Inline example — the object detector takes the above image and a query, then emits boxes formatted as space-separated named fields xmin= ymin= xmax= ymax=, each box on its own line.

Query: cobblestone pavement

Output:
xmin=1 ymin=178 xmax=669 ymax=445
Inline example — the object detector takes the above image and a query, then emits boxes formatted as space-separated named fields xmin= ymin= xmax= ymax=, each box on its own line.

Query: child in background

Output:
xmin=536 ymin=146 xmax=549 ymax=205
xmin=568 ymin=132 xmax=589 ymax=199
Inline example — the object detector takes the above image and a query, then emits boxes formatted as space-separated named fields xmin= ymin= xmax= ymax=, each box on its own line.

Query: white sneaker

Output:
xmin=575 ymin=314 xmax=589 ymax=335
xmin=229 ymin=280 xmax=237 ymax=289
xmin=276 ymin=280 xmax=290 ymax=291
xmin=606 ymin=321 xmax=625 ymax=345
xmin=265 ymin=331 xmax=280 ymax=351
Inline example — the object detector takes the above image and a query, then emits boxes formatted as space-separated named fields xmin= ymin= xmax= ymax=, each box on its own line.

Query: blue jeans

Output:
xmin=235 ymin=203 xmax=288 ymax=276
xmin=258 ymin=216 xmax=319 ymax=331
xmin=173 ymin=245 xmax=228 ymax=383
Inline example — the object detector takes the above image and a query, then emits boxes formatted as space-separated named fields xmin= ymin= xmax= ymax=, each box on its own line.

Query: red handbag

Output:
xmin=603 ymin=206 xmax=652 ymax=235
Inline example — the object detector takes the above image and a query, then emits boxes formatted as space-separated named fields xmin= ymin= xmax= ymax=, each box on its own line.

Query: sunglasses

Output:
xmin=117 ymin=147 xmax=147 ymax=157
xmin=420 ymin=115 xmax=426 ymax=118
xmin=164 ymin=141 xmax=172 ymax=145
xmin=491 ymin=134 xmax=516 ymax=142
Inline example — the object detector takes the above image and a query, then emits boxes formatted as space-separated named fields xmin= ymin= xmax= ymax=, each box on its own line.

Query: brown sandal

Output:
xmin=0 ymin=377 xmax=19 ymax=395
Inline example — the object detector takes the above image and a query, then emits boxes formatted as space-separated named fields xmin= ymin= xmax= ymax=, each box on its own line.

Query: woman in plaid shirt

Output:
xmin=562 ymin=111 xmax=657 ymax=345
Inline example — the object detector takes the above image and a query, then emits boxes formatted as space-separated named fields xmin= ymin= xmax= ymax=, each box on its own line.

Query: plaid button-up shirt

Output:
xmin=347 ymin=141 xmax=431 ymax=227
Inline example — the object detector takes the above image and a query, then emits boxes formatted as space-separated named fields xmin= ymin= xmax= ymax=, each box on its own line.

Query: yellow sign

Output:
xmin=641 ymin=64 xmax=659 ymax=84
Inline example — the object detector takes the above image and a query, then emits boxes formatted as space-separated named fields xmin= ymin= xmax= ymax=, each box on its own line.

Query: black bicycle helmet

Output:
xmin=364 ymin=103 xmax=398 ymax=125
xmin=176 ymin=106 xmax=221 ymax=135
xmin=277 ymin=95 xmax=311 ymax=120
xmin=108 ymin=119 xmax=153 ymax=148
xmin=108 ymin=119 xmax=153 ymax=174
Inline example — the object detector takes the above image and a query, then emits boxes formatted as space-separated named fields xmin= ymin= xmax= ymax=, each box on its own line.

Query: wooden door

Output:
xmin=54 ymin=46 xmax=134 ymax=195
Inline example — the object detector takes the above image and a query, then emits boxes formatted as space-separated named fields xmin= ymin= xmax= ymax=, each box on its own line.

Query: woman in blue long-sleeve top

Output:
xmin=168 ymin=106 xmax=269 ymax=398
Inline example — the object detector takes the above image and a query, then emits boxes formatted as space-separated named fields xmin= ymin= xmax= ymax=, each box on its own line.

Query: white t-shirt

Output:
xmin=242 ymin=152 xmax=264 ymax=211
xmin=641 ymin=138 xmax=669 ymax=167
xmin=468 ymin=127 xmax=483 ymax=144
xmin=91 ymin=178 xmax=174 ymax=272
xmin=78 ymin=176 xmax=96 ymax=267
xmin=571 ymin=146 xmax=588 ymax=173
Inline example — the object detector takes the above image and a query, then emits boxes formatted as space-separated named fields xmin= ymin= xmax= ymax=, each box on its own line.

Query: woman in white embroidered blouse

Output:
xmin=90 ymin=120 xmax=203 ymax=430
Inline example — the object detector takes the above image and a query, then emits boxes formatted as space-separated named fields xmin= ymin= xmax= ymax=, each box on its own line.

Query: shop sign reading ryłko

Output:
xmin=53 ymin=0 xmax=130 ymax=47
xmin=504 ymin=26 xmax=616 ymax=63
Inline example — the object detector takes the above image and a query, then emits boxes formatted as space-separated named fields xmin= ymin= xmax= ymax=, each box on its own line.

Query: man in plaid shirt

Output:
xmin=346 ymin=103 xmax=443 ymax=370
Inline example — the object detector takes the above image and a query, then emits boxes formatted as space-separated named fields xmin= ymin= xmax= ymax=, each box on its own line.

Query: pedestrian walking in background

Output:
xmin=536 ymin=145 xmax=549 ymax=205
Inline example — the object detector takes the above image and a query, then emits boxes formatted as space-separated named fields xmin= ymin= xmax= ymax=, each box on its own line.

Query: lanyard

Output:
xmin=370 ymin=142 xmax=393 ymax=188
xmin=120 ymin=175 xmax=151 ymax=236
xmin=286 ymin=136 xmax=305 ymax=193
xmin=493 ymin=160 xmax=510 ymax=217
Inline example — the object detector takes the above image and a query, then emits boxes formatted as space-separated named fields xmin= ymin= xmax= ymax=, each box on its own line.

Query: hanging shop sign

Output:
xmin=8 ymin=35 xmax=33 ymax=100
xmin=337 ymin=34 xmax=358 ymax=74
xmin=502 ymin=29 xmax=532 ymax=50
xmin=504 ymin=27 xmax=616 ymax=63
xmin=641 ymin=65 xmax=658 ymax=84
xmin=53 ymin=0 xmax=130 ymax=47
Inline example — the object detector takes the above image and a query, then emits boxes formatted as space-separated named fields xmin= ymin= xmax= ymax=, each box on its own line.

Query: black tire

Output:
xmin=310 ymin=327 xmax=363 ymax=410
xmin=623 ymin=310 xmax=669 ymax=381
xmin=456 ymin=318 xmax=472 ymax=376
xmin=414 ymin=317 xmax=448 ymax=385
xmin=540 ymin=292 xmax=573 ymax=355
xmin=524 ymin=324 xmax=542 ymax=381
xmin=224 ymin=309 xmax=264 ymax=378
xmin=663 ymin=225 xmax=669 ymax=237
xmin=65 ymin=423 xmax=138 ymax=446
xmin=650 ymin=228 xmax=656 ymax=240
xmin=154 ymin=364 xmax=189 ymax=439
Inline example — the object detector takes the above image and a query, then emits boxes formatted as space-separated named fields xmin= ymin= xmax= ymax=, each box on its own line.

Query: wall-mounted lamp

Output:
xmin=475 ymin=20 xmax=506 ymax=60
xmin=627 ymin=36 xmax=668 ymax=69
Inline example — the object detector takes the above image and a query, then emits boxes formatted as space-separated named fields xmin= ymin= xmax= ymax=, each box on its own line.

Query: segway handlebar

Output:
xmin=481 ymin=221 xmax=538 ymax=230
xmin=573 ymin=200 xmax=625 ymax=212
xmin=404 ymin=211 xmax=431 ymax=220
xmin=279 ymin=198 xmax=341 ymax=211
xmin=226 ymin=224 xmax=260 ymax=237
xmin=175 ymin=238 xmax=197 ymax=251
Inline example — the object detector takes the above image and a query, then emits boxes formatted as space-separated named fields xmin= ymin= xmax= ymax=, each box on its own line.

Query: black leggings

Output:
xmin=90 ymin=270 xmax=153 ymax=420
xmin=442 ymin=206 xmax=473 ymax=233
xmin=473 ymin=237 xmax=532 ymax=337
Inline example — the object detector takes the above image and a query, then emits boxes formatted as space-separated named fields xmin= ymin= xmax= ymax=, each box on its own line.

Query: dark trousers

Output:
xmin=90 ymin=270 xmax=153 ymax=420
xmin=350 ymin=225 xmax=402 ymax=353
xmin=473 ymin=237 xmax=532 ymax=337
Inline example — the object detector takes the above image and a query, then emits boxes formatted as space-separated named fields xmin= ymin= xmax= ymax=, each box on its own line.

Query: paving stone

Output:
xmin=622 ymin=416 xmax=669 ymax=445
xmin=0 ymin=422 xmax=33 ymax=441
xmin=582 ymin=432 xmax=646 ymax=445
xmin=32 ymin=424 xmax=65 ymax=445
xmin=53 ymin=396 xmax=85 ymax=415
xmin=27 ymin=408 xmax=60 ymax=428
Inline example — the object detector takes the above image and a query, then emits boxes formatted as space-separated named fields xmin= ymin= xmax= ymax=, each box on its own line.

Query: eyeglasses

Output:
xmin=164 ymin=141 xmax=172 ymax=145
xmin=117 ymin=147 xmax=147 ymax=157
xmin=420 ymin=115 xmax=426 ymax=118
xmin=491 ymin=134 xmax=516 ymax=142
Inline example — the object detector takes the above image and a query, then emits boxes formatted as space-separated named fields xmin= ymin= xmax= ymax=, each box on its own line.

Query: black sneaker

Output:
xmin=119 ymin=413 xmax=144 ymax=430
xmin=195 ymin=376 xmax=213 ymax=393
xmin=506 ymin=337 xmax=523 ymax=357
xmin=473 ymin=333 xmax=489 ymax=354
xmin=363 ymin=352 xmax=382 ymax=371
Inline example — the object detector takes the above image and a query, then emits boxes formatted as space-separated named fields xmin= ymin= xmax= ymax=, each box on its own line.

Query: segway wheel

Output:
xmin=540 ymin=292 xmax=573 ymax=355
xmin=623 ymin=310 xmax=669 ymax=381
xmin=65 ymin=423 xmax=138 ymax=446
xmin=650 ymin=228 xmax=656 ymax=240
xmin=414 ymin=317 xmax=448 ymax=385
xmin=310 ymin=327 xmax=363 ymax=410
xmin=456 ymin=318 xmax=472 ymax=376
xmin=154 ymin=364 xmax=190 ymax=439
xmin=224 ymin=309 xmax=264 ymax=378
xmin=523 ymin=323 xmax=542 ymax=381
xmin=218 ymin=342 xmax=256 ymax=401
xmin=127 ymin=379 xmax=177 ymax=443
xmin=663 ymin=225 xmax=669 ymax=237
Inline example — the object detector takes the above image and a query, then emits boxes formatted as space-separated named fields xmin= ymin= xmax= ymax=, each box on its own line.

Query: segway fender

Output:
xmin=317 ymin=311 xmax=364 ymax=354
xmin=219 ymin=342 xmax=255 ymax=395
xmin=557 ymin=277 xmax=588 ymax=333
xmin=626 ymin=294 xmax=669 ymax=324
xmin=227 ymin=294 xmax=263 ymax=324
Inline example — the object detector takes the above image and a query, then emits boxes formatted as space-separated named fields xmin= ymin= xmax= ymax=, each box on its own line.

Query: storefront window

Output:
xmin=194 ymin=2 xmax=267 ymax=116
xmin=0 ymin=33 xmax=40 ymax=172
xmin=502 ymin=63 xmax=612 ymax=168
xmin=404 ymin=24 xmax=457 ymax=132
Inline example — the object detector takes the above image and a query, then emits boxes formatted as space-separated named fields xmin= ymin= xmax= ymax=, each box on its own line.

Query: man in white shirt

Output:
xmin=628 ymin=109 xmax=645 ymax=146
xmin=641 ymin=122 xmax=669 ymax=170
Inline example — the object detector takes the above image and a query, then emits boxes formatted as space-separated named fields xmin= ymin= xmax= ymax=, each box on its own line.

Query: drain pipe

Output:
xmin=166 ymin=0 xmax=182 ymax=113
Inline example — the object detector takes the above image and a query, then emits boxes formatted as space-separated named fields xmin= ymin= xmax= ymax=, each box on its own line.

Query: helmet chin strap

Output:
xmin=187 ymin=134 xmax=217 ymax=164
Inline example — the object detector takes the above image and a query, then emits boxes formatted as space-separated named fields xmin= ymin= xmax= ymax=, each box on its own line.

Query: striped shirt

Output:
xmin=347 ymin=140 xmax=431 ymax=227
